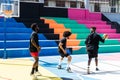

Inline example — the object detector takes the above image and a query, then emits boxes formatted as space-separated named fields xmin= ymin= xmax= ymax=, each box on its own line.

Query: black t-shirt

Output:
xmin=58 ymin=37 xmax=66 ymax=51
xmin=29 ymin=31 xmax=39 ymax=52
xmin=85 ymin=32 xmax=105 ymax=49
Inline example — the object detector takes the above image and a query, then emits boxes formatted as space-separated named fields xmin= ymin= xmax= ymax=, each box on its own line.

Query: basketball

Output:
xmin=103 ymin=34 xmax=108 ymax=39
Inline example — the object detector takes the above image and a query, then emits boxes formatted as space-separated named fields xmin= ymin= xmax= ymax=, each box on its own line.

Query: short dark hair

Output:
xmin=91 ymin=27 xmax=96 ymax=31
xmin=31 ymin=23 xmax=38 ymax=31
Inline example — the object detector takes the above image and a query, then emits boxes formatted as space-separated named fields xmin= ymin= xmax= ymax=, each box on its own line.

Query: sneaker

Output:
xmin=35 ymin=71 xmax=41 ymax=76
xmin=31 ymin=74 xmax=37 ymax=80
xmin=30 ymin=72 xmax=34 ymax=76
xmin=87 ymin=68 xmax=90 ymax=74
xmin=57 ymin=65 xmax=62 ymax=69
xmin=96 ymin=68 xmax=99 ymax=71
xmin=66 ymin=67 xmax=72 ymax=73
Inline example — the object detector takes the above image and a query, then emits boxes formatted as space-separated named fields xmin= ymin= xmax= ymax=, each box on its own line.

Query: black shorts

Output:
xmin=58 ymin=50 xmax=70 ymax=58
xmin=87 ymin=50 xmax=98 ymax=59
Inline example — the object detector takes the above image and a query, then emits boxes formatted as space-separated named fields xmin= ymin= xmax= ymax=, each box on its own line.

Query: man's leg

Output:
xmin=57 ymin=57 xmax=64 ymax=69
xmin=67 ymin=55 xmax=72 ymax=68
xmin=95 ymin=57 xmax=99 ymax=71
xmin=95 ymin=51 xmax=99 ymax=71
xmin=87 ymin=57 xmax=92 ymax=74
xmin=66 ymin=55 xmax=72 ymax=72
xmin=88 ymin=58 xmax=92 ymax=67
xmin=31 ymin=56 xmax=39 ymax=75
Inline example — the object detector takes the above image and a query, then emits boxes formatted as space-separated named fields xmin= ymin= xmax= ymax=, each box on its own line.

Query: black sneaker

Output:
xmin=96 ymin=68 xmax=99 ymax=71
xmin=66 ymin=67 xmax=72 ymax=73
xmin=57 ymin=65 xmax=62 ymax=69
xmin=30 ymin=71 xmax=34 ymax=76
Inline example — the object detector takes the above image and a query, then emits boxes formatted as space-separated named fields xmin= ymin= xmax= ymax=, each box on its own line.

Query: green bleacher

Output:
xmin=44 ymin=17 xmax=120 ymax=54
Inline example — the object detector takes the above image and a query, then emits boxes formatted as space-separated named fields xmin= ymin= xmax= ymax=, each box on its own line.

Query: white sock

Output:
xmin=88 ymin=66 xmax=90 ymax=68
xmin=58 ymin=60 xmax=62 ymax=65
xmin=66 ymin=63 xmax=70 ymax=68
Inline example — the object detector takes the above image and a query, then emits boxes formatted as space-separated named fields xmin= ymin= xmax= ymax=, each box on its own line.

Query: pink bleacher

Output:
xmin=77 ymin=20 xmax=106 ymax=24
xmin=68 ymin=8 xmax=120 ymax=39
xmin=107 ymin=33 xmax=120 ymax=39
xmin=88 ymin=12 xmax=101 ymax=20
xmin=68 ymin=8 xmax=87 ymax=20
xmin=68 ymin=8 xmax=101 ymax=20
xmin=85 ymin=24 xmax=111 ymax=29
xmin=96 ymin=29 xmax=116 ymax=33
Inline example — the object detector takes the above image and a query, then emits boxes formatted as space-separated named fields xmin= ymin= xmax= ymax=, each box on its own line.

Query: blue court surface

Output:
xmin=35 ymin=52 xmax=120 ymax=80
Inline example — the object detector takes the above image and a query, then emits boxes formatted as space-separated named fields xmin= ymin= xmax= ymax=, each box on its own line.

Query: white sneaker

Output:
xmin=35 ymin=71 xmax=41 ymax=76
xmin=31 ymin=74 xmax=37 ymax=80
xmin=87 ymin=68 xmax=90 ymax=74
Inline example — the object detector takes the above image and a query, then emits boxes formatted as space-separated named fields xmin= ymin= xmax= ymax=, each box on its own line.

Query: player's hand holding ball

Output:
xmin=103 ymin=34 xmax=108 ymax=39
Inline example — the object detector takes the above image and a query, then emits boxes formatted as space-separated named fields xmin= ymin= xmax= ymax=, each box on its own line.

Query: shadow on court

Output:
xmin=61 ymin=77 xmax=73 ymax=80
xmin=39 ymin=60 xmax=58 ymax=67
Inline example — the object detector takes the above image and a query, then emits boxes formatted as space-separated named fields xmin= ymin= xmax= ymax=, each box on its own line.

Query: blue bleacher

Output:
xmin=0 ymin=18 xmax=62 ymax=58
xmin=0 ymin=17 xmax=17 ymax=22
xmin=0 ymin=40 xmax=57 ymax=48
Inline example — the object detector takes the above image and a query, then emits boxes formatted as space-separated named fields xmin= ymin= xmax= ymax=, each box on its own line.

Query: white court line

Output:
xmin=0 ymin=38 xmax=120 ymax=42
xmin=39 ymin=56 xmax=85 ymax=80
xmin=1 ymin=44 xmax=120 ymax=50
xmin=71 ymin=60 xmax=120 ymax=80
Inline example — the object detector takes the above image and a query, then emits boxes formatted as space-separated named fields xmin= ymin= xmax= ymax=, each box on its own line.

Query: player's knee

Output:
xmin=88 ymin=58 xmax=92 ymax=61
xmin=68 ymin=56 xmax=72 ymax=60
xmin=35 ymin=58 xmax=39 ymax=62
xmin=61 ymin=57 xmax=64 ymax=60
xmin=95 ymin=58 xmax=98 ymax=60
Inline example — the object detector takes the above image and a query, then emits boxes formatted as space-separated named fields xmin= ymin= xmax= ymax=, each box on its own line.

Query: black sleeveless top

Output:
xmin=29 ymin=31 xmax=39 ymax=52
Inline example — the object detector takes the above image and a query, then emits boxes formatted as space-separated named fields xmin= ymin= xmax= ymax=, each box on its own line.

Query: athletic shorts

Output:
xmin=58 ymin=50 xmax=70 ymax=58
xmin=30 ymin=52 xmax=39 ymax=57
xmin=87 ymin=50 xmax=98 ymax=59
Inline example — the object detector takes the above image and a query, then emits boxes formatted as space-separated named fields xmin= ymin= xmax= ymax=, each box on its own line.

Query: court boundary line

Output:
xmin=0 ymin=76 xmax=12 ymax=80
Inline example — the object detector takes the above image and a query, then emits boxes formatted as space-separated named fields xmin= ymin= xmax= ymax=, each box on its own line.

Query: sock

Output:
xmin=35 ymin=66 xmax=38 ymax=72
xmin=58 ymin=60 xmax=62 ymax=65
xmin=31 ymin=68 xmax=35 ymax=75
xmin=66 ymin=62 xmax=70 ymax=68
xmin=96 ymin=66 xmax=98 ymax=68
xmin=88 ymin=66 xmax=90 ymax=68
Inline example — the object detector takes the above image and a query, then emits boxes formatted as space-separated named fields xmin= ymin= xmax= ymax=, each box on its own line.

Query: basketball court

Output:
xmin=0 ymin=52 xmax=120 ymax=80
xmin=0 ymin=0 xmax=120 ymax=80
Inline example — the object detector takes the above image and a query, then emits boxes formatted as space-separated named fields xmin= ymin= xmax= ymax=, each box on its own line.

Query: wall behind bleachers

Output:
xmin=19 ymin=2 xmax=68 ymax=18
xmin=19 ymin=2 xmax=43 ymax=18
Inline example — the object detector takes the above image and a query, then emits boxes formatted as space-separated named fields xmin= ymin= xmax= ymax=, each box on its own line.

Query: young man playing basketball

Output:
xmin=29 ymin=23 xmax=41 ymax=76
xmin=57 ymin=31 xmax=72 ymax=72
xmin=85 ymin=27 xmax=108 ymax=74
